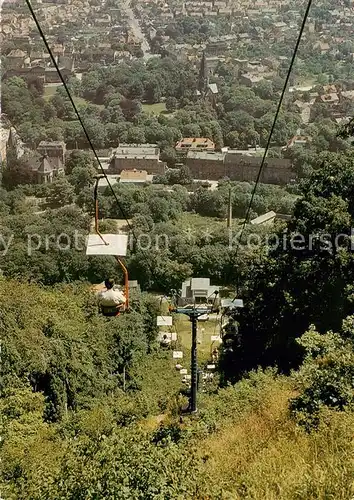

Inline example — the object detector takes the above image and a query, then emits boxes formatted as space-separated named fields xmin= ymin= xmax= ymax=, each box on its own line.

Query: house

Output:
xmin=11 ymin=34 xmax=31 ymax=51
xmin=340 ymin=90 xmax=354 ymax=101
xmin=36 ymin=155 xmax=56 ymax=184
xmin=119 ymin=169 xmax=149 ymax=184
xmin=224 ymin=153 xmax=294 ymax=184
xmin=175 ymin=137 xmax=215 ymax=154
xmin=186 ymin=151 xmax=225 ymax=179
xmin=283 ymin=135 xmax=312 ymax=150
xmin=109 ymin=144 xmax=164 ymax=175
xmin=206 ymin=40 xmax=228 ymax=55
xmin=37 ymin=140 xmax=65 ymax=171
xmin=4 ymin=63 xmax=72 ymax=83
xmin=314 ymin=41 xmax=330 ymax=54
xmin=240 ymin=73 xmax=265 ymax=87
xmin=319 ymin=93 xmax=339 ymax=104
xmin=97 ymin=175 xmax=119 ymax=191
xmin=6 ymin=49 xmax=27 ymax=68
xmin=178 ymin=277 xmax=220 ymax=306
xmin=44 ymin=66 xmax=72 ymax=84
xmin=322 ymin=84 xmax=338 ymax=94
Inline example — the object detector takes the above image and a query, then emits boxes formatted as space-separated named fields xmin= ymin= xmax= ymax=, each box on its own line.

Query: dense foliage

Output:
xmin=0 ymin=280 xmax=160 ymax=421
xmin=0 ymin=156 xmax=296 ymax=290
xmin=221 ymin=151 xmax=354 ymax=380
xmin=0 ymin=62 xmax=314 ymax=154
xmin=290 ymin=316 xmax=354 ymax=429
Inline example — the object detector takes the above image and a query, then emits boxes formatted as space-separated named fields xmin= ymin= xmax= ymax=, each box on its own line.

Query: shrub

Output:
xmin=289 ymin=319 xmax=354 ymax=429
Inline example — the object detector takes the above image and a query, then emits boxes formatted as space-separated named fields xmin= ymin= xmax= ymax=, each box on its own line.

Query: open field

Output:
xmin=43 ymin=85 xmax=104 ymax=109
xmin=175 ymin=212 xmax=243 ymax=232
xmin=142 ymin=102 xmax=167 ymax=114
xmin=43 ymin=85 xmax=58 ymax=99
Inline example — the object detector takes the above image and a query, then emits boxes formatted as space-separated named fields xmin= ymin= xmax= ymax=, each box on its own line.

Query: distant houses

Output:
xmin=4 ymin=132 xmax=296 ymax=186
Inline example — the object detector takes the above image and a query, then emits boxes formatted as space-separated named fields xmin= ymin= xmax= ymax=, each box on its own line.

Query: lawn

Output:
xmin=155 ymin=311 xmax=221 ymax=399
xmin=142 ymin=102 xmax=167 ymax=115
xmin=74 ymin=96 xmax=104 ymax=110
xmin=43 ymin=85 xmax=59 ymax=99
xmin=176 ymin=212 xmax=242 ymax=233
xmin=43 ymin=85 xmax=104 ymax=109
xmin=157 ymin=298 xmax=221 ymax=387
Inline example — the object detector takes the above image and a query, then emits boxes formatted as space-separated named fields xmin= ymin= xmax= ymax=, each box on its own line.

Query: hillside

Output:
xmin=1 ymin=279 xmax=353 ymax=498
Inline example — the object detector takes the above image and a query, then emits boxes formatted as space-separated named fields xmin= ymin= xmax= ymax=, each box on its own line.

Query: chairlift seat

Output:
xmin=86 ymin=234 xmax=128 ymax=256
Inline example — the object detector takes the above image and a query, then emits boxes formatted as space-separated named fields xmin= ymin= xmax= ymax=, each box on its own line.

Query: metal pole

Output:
xmin=190 ymin=312 xmax=198 ymax=413
xmin=227 ymin=186 xmax=232 ymax=229
xmin=93 ymin=176 xmax=108 ymax=246
xmin=116 ymin=257 xmax=129 ymax=310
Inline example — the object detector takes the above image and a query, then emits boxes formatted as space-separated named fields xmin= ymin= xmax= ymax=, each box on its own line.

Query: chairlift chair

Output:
xmin=86 ymin=175 xmax=129 ymax=316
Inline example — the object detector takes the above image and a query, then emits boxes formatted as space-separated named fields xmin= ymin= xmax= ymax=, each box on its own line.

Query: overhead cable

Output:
xmin=232 ymin=0 xmax=313 ymax=301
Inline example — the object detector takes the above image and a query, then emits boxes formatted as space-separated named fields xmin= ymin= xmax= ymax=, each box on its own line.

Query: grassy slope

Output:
xmin=197 ymin=376 xmax=354 ymax=499
xmin=2 ymin=282 xmax=353 ymax=498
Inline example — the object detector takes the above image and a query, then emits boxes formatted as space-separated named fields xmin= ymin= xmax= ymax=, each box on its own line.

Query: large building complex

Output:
xmin=109 ymin=144 xmax=165 ymax=175
xmin=186 ymin=150 xmax=294 ymax=184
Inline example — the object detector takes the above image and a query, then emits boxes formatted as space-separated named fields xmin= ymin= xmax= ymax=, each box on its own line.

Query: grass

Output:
xmin=74 ymin=96 xmax=104 ymax=110
xmin=176 ymin=212 xmax=243 ymax=232
xmin=43 ymin=85 xmax=104 ymax=109
xmin=152 ymin=310 xmax=354 ymax=499
xmin=142 ymin=102 xmax=167 ymax=115
xmin=43 ymin=85 xmax=58 ymax=99
xmin=174 ymin=312 xmax=220 ymax=364
xmin=196 ymin=379 xmax=354 ymax=499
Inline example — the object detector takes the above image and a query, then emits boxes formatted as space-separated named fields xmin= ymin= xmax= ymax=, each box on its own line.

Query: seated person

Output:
xmin=97 ymin=278 xmax=126 ymax=316
xmin=160 ymin=334 xmax=171 ymax=347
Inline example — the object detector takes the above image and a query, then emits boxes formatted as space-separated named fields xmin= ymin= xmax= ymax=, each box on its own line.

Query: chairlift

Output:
xmin=86 ymin=175 xmax=129 ymax=316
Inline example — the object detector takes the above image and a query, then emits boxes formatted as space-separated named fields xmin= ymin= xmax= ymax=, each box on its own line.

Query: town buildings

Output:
xmin=179 ymin=277 xmax=220 ymax=306
xmin=109 ymin=144 xmax=165 ymax=175
xmin=186 ymin=149 xmax=294 ymax=184
xmin=119 ymin=169 xmax=150 ymax=184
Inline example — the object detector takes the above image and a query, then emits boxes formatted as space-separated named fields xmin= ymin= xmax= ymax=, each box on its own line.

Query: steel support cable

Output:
xmin=232 ymin=0 xmax=313 ymax=301
xmin=25 ymin=0 xmax=169 ymax=291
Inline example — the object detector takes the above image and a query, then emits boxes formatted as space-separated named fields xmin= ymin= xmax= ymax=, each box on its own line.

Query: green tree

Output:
xmin=46 ymin=176 xmax=75 ymax=208
xmin=290 ymin=316 xmax=354 ymax=429
xmin=65 ymin=150 xmax=94 ymax=174
xmin=165 ymin=96 xmax=178 ymax=112
xmin=127 ymin=126 xmax=146 ymax=144
xmin=2 ymin=158 xmax=36 ymax=189
xmin=221 ymin=152 xmax=354 ymax=382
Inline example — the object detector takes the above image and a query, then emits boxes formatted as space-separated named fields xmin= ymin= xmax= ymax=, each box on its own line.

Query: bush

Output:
xmin=289 ymin=319 xmax=354 ymax=429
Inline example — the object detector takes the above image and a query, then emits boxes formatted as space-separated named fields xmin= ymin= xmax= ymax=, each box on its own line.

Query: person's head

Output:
xmin=105 ymin=278 xmax=114 ymax=290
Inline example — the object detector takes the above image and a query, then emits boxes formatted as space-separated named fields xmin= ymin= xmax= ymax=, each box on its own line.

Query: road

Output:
xmin=121 ymin=0 xmax=151 ymax=59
